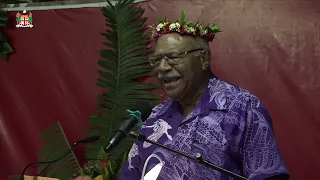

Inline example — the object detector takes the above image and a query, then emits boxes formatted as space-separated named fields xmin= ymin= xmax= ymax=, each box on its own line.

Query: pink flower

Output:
xmin=151 ymin=29 xmax=159 ymax=39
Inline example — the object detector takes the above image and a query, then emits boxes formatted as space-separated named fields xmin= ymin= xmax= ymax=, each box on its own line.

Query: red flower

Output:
xmin=179 ymin=26 xmax=185 ymax=34
xmin=164 ymin=24 xmax=170 ymax=32
xmin=195 ymin=28 xmax=201 ymax=36
xmin=98 ymin=159 xmax=108 ymax=168
xmin=206 ymin=29 xmax=215 ymax=41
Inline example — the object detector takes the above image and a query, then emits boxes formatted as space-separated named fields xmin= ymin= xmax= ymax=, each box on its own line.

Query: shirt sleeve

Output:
xmin=117 ymin=102 xmax=166 ymax=180
xmin=241 ymin=96 xmax=289 ymax=180
xmin=118 ymin=124 xmax=150 ymax=180
xmin=117 ymin=139 xmax=143 ymax=180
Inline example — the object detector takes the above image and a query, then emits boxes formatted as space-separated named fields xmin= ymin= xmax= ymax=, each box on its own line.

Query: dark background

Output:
xmin=0 ymin=0 xmax=319 ymax=179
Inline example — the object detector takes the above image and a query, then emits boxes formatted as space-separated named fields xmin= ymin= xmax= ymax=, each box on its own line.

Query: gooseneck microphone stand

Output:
xmin=129 ymin=132 xmax=248 ymax=180
xmin=20 ymin=135 xmax=100 ymax=180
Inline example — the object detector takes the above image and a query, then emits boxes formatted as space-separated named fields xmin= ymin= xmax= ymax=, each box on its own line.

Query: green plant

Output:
xmin=81 ymin=159 xmax=108 ymax=179
xmin=85 ymin=0 xmax=161 ymax=165
xmin=37 ymin=121 xmax=81 ymax=179
xmin=0 ymin=10 xmax=13 ymax=61
xmin=36 ymin=0 xmax=161 ymax=179
xmin=80 ymin=153 xmax=127 ymax=180
xmin=84 ymin=0 xmax=162 ymax=177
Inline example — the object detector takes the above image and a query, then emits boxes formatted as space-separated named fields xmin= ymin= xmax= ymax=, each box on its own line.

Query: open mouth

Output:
xmin=163 ymin=77 xmax=181 ymax=84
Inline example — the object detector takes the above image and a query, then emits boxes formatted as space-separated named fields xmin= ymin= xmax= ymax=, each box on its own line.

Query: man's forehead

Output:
xmin=154 ymin=33 xmax=195 ymax=54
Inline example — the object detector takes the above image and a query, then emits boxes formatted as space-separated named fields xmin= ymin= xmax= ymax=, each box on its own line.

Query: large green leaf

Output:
xmin=85 ymin=0 xmax=162 ymax=167
xmin=0 ymin=10 xmax=13 ymax=61
xmin=37 ymin=121 xmax=81 ymax=180
xmin=35 ymin=0 xmax=161 ymax=179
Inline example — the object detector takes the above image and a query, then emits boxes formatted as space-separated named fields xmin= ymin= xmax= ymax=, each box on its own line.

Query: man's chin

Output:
xmin=164 ymin=91 xmax=179 ymax=99
xmin=161 ymin=78 xmax=182 ymax=90
xmin=160 ymin=78 xmax=185 ymax=98
xmin=163 ymin=88 xmax=184 ymax=100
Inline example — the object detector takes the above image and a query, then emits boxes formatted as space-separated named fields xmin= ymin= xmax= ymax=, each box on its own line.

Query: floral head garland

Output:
xmin=149 ymin=11 xmax=220 ymax=42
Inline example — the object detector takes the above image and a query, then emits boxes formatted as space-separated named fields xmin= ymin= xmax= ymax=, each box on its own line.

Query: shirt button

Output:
xmin=195 ymin=153 xmax=202 ymax=160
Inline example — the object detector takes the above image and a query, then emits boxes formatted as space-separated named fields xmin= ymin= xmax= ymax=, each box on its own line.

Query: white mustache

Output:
xmin=158 ymin=70 xmax=181 ymax=80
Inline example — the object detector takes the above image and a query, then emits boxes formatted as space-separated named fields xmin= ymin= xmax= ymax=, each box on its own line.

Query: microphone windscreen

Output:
xmin=130 ymin=101 xmax=153 ymax=122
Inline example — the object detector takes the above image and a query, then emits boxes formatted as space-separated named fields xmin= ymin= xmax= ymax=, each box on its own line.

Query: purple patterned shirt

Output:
xmin=118 ymin=74 xmax=289 ymax=180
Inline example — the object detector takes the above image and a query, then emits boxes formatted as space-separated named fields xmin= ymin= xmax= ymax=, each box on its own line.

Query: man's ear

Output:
xmin=201 ymin=50 xmax=210 ymax=70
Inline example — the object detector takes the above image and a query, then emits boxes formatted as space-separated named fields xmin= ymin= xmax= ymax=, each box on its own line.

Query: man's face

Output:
xmin=151 ymin=33 xmax=209 ymax=101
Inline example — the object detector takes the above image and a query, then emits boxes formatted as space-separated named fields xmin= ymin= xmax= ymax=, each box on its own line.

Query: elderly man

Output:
xmin=76 ymin=13 xmax=289 ymax=180
xmin=117 ymin=14 xmax=289 ymax=180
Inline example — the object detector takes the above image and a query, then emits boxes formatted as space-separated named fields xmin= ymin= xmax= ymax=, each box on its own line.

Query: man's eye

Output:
xmin=168 ymin=55 xmax=181 ymax=59
xmin=149 ymin=56 xmax=159 ymax=61
xmin=155 ymin=57 xmax=162 ymax=62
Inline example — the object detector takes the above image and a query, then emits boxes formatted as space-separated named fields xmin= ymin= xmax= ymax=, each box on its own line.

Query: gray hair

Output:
xmin=195 ymin=37 xmax=210 ymax=50
xmin=194 ymin=37 xmax=211 ymax=63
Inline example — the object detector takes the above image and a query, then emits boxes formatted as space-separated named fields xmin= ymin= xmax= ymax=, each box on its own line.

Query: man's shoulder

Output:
xmin=144 ymin=98 xmax=172 ymax=123
xmin=218 ymin=79 xmax=264 ymax=108
xmin=216 ymin=80 xmax=272 ymax=126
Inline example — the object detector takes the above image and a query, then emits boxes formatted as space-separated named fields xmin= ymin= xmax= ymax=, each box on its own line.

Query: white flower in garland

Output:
xmin=169 ymin=22 xmax=181 ymax=31
xmin=186 ymin=27 xmax=195 ymax=33
xmin=201 ymin=29 xmax=208 ymax=36
xmin=156 ymin=23 xmax=164 ymax=31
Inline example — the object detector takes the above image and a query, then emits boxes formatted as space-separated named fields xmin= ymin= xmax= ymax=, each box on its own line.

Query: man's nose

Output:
xmin=156 ymin=58 xmax=172 ymax=72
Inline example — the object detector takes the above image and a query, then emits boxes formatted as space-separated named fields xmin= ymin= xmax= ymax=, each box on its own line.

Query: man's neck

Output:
xmin=179 ymin=84 xmax=205 ymax=108
xmin=178 ymin=74 xmax=210 ymax=118
xmin=179 ymin=85 xmax=206 ymax=118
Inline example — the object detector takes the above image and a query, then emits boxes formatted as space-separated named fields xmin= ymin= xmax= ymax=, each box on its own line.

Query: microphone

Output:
xmin=104 ymin=101 xmax=153 ymax=152
xmin=20 ymin=135 xmax=100 ymax=180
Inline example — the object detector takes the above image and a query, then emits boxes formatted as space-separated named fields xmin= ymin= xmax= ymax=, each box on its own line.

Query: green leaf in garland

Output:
xmin=179 ymin=11 xmax=186 ymax=25
xmin=195 ymin=21 xmax=199 ymax=27
xmin=211 ymin=24 xmax=220 ymax=32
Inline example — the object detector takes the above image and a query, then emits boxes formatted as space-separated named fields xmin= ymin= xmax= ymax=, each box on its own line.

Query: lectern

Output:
xmin=8 ymin=175 xmax=59 ymax=180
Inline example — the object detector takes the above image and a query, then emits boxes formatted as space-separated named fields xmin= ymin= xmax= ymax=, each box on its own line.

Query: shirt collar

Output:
xmin=200 ymin=73 xmax=228 ymax=112
xmin=156 ymin=73 xmax=229 ymax=118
